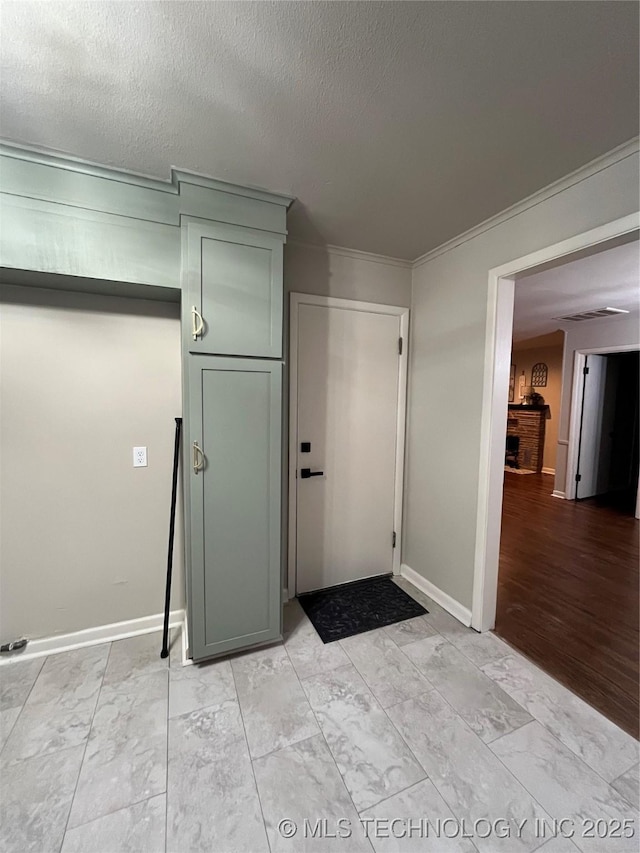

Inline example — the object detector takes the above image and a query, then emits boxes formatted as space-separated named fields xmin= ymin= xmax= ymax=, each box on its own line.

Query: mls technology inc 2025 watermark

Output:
xmin=276 ymin=816 xmax=637 ymax=843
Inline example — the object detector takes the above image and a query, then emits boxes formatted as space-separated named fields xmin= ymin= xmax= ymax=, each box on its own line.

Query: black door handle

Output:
xmin=300 ymin=468 xmax=324 ymax=479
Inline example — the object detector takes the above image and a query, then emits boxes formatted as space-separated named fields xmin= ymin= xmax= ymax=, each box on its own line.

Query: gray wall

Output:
xmin=284 ymin=243 xmax=412 ymax=307
xmin=0 ymin=285 xmax=184 ymax=641
xmin=404 ymin=149 xmax=639 ymax=609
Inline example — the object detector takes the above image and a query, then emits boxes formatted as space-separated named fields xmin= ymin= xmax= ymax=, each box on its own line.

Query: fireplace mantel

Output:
xmin=507 ymin=405 xmax=549 ymax=472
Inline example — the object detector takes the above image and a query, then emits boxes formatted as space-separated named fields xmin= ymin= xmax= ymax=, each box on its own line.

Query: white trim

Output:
xmin=541 ymin=467 xmax=556 ymax=476
xmin=180 ymin=611 xmax=193 ymax=667
xmin=472 ymin=212 xmax=640 ymax=633
xmin=413 ymin=138 xmax=639 ymax=268
xmin=289 ymin=293 xmax=410 ymax=317
xmin=288 ymin=293 xmax=409 ymax=596
xmin=288 ymin=294 xmax=300 ymax=597
xmin=564 ymin=351 xmax=587 ymax=500
xmin=565 ymin=343 xmax=640 ymax=499
xmin=551 ymin=490 xmax=566 ymax=500
xmin=393 ymin=309 xmax=410 ymax=576
xmin=287 ymin=240 xmax=412 ymax=269
xmin=471 ymin=271 xmax=515 ymax=634
xmin=400 ymin=564 xmax=472 ymax=627
xmin=0 ymin=609 xmax=185 ymax=666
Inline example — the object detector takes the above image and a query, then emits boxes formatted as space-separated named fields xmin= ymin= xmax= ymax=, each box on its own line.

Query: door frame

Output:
xmin=471 ymin=212 xmax=639 ymax=632
xmin=288 ymin=293 xmax=410 ymax=598
xmin=566 ymin=344 xmax=639 ymax=500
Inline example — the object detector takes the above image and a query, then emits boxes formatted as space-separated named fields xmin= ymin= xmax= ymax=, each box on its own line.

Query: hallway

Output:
xmin=496 ymin=473 xmax=639 ymax=738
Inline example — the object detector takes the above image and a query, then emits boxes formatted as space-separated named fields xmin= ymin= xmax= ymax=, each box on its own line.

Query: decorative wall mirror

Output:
xmin=531 ymin=362 xmax=548 ymax=387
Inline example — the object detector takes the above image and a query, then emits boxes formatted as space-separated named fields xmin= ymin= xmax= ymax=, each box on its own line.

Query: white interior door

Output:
xmin=294 ymin=300 xmax=402 ymax=594
xmin=576 ymin=354 xmax=609 ymax=499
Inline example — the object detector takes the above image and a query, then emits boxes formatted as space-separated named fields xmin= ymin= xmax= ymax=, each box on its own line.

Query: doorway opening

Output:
xmin=572 ymin=349 xmax=639 ymax=510
xmin=473 ymin=216 xmax=639 ymax=736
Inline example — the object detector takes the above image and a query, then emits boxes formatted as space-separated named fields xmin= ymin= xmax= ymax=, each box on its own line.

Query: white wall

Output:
xmin=0 ymin=285 xmax=183 ymax=641
xmin=405 ymin=147 xmax=639 ymax=610
xmin=284 ymin=243 xmax=412 ymax=307
xmin=557 ymin=310 xmax=640 ymax=495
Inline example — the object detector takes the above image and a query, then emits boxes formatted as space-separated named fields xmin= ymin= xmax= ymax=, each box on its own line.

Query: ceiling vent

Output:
xmin=553 ymin=307 xmax=630 ymax=323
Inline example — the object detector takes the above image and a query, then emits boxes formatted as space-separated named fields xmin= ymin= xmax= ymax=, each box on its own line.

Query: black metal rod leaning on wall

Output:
xmin=161 ymin=417 xmax=183 ymax=659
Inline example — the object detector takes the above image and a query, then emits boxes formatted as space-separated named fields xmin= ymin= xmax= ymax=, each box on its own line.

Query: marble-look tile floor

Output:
xmin=1 ymin=578 xmax=638 ymax=853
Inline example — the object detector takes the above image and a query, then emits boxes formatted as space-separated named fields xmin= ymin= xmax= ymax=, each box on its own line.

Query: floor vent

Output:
xmin=553 ymin=307 xmax=630 ymax=322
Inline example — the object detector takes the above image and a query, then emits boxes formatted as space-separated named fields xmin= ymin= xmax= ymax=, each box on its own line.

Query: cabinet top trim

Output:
xmin=174 ymin=170 xmax=293 ymax=208
xmin=0 ymin=140 xmax=294 ymax=209
xmin=0 ymin=140 xmax=178 ymax=194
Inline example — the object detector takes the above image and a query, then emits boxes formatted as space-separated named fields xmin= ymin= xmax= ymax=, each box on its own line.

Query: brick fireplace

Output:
xmin=507 ymin=405 xmax=549 ymax=472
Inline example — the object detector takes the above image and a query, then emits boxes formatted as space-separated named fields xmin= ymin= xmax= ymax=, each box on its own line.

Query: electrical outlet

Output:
xmin=133 ymin=446 xmax=147 ymax=467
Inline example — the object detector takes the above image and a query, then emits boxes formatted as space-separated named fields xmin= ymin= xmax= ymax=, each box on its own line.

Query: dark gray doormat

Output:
xmin=297 ymin=575 xmax=428 ymax=643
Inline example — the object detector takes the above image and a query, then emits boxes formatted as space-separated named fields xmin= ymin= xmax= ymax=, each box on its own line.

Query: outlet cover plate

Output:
xmin=133 ymin=446 xmax=148 ymax=467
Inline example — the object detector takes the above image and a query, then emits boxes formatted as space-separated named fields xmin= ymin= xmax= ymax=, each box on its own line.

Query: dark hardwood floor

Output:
xmin=495 ymin=472 xmax=639 ymax=739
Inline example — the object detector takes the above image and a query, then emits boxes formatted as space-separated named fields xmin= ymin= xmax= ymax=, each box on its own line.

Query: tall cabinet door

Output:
xmin=188 ymin=356 xmax=282 ymax=661
xmin=185 ymin=219 xmax=283 ymax=358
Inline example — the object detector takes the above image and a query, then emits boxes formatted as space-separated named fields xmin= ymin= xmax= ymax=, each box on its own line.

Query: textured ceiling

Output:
xmin=513 ymin=239 xmax=640 ymax=341
xmin=1 ymin=1 xmax=638 ymax=259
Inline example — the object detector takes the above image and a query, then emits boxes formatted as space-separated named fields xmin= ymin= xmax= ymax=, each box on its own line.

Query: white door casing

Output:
xmin=565 ymin=344 xmax=639 ymax=500
xmin=575 ymin=354 xmax=609 ymax=499
xmin=288 ymin=294 xmax=409 ymax=596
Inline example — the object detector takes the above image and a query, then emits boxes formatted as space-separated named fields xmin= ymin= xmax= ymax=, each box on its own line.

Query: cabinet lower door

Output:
xmin=188 ymin=356 xmax=282 ymax=661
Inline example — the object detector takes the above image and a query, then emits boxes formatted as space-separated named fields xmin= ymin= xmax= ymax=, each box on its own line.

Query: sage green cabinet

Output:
xmin=187 ymin=356 xmax=282 ymax=661
xmin=179 ymin=185 xmax=289 ymax=661
xmin=0 ymin=142 xmax=292 ymax=664
xmin=184 ymin=219 xmax=284 ymax=358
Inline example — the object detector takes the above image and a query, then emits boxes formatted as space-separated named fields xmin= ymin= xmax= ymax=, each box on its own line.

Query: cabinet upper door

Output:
xmin=185 ymin=220 xmax=284 ymax=358
xmin=187 ymin=356 xmax=282 ymax=661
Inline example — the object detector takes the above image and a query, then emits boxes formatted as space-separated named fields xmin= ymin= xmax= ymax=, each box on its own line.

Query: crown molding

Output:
xmin=0 ymin=139 xmax=177 ymax=193
xmin=173 ymin=169 xmax=293 ymax=208
xmin=0 ymin=139 xmax=294 ymax=207
xmin=412 ymin=137 xmax=640 ymax=269
xmin=287 ymin=239 xmax=412 ymax=269
xmin=3 ymin=136 xmax=636 ymax=269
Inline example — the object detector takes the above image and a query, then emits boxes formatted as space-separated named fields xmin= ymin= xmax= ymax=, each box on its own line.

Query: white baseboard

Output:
xmin=542 ymin=467 xmax=555 ymax=476
xmin=400 ymin=564 xmax=472 ymax=627
xmin=180 ymin=611 xmax=193 ymax=667
xmin=551 ymin=490 xmax=566 ymax=500
xmin=0 ymin=609 xmax=185 ymax=666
